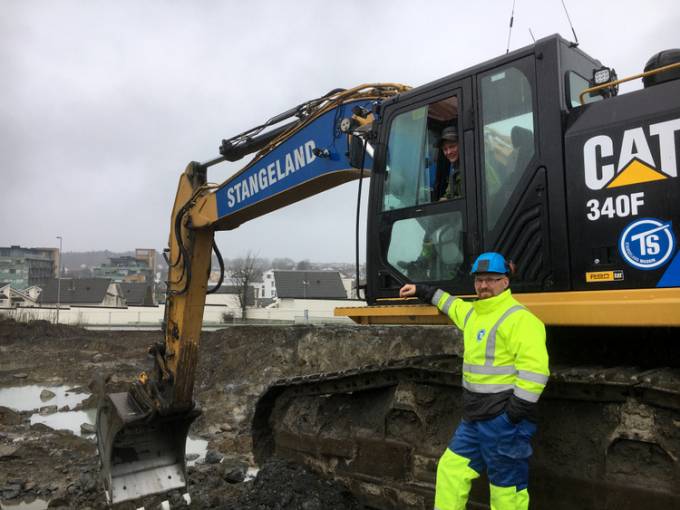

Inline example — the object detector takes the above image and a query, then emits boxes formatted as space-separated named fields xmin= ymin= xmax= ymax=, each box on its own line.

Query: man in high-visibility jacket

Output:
xmin=399 ymin=252 xmax=549 ymax=510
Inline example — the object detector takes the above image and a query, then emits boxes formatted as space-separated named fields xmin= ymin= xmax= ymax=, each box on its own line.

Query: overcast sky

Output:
xmin=2 ymin=0 xmax=678 ymax=262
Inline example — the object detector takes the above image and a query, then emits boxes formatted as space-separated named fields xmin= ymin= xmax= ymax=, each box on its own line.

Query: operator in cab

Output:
xmin=399 ymin=252 xmax=549 ymax=510
xmin=434 ymin=126 xmax=462 ymax=201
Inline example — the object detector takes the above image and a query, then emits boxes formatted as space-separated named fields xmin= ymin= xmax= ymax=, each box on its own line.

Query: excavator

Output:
xmin=96 ymin=34 xmax=680 ymax=509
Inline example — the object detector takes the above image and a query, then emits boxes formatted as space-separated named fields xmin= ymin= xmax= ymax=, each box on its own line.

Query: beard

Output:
xmin=477 ymin=289 xmax=493 ymax=299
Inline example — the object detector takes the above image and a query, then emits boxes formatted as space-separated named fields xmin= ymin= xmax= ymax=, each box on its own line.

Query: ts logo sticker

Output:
xmin=583 ymin=118 xmax=680 ymax=191
xmin=618 ymin=218 xmax=676 ymax=270
xmin=476 ymin=329 xmax=486 ymax=342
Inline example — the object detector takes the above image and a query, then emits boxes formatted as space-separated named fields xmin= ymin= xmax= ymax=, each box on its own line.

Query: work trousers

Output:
xmin=434 ymin=413 xmax=537 ymax=510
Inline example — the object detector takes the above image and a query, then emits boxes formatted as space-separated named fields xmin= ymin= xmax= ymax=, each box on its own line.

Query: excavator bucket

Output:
xmin=96 ymin=392 xmax=200 ymax=505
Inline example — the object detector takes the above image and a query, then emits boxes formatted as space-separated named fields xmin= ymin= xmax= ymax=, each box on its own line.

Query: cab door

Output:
xmin=475 ymin=55 xmax=556 ymax=292
xmin=366 ymin=78 xmax=477 ymax=302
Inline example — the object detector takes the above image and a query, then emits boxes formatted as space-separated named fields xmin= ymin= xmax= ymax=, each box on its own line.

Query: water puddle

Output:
xmin=29 ymin=409 xmax=97 ymax=436
xmin=0 ymin=385 xmax=88 ymax=412
xmin=245 ymin=466 xmax=259 ymax=481
xmin=185 ymin=436 xmax=209 ymax=466
xmin=1 ymin=386 xmax=209 ymax=463
xmin=0 ymin=499 xmax=48 ymax=510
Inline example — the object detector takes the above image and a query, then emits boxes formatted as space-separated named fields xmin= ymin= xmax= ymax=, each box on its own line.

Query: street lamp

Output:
xmin=56 ymin=236 xmax=62 ymax=324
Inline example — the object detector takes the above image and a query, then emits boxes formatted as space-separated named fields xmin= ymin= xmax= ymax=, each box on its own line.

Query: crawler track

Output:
xmin=252 ymin=352 xmax=680 ymax=510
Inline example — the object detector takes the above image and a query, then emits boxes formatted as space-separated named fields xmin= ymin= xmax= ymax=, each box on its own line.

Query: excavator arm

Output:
xmin=95 ymin=83 xmax=409 ymax=505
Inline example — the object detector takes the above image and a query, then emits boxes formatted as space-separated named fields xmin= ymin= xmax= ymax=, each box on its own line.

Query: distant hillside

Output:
xmin=60 ymin=251 xmax=359 ymax=276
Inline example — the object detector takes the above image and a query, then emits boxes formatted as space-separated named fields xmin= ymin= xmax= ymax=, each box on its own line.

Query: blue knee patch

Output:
xmin=481 ymin=414 xmax=534 ymax=488
xmin=449 ymin=421 xmax=485 ymax=474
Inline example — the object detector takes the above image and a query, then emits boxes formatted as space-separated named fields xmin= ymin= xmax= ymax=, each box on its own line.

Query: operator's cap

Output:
xmin=435 ymin=126 xmax=458 ymax=147
xmin=471 ymin=252 xmax=509 ymax=275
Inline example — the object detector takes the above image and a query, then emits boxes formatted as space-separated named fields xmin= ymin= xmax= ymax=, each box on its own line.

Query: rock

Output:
xmin=86 ymin=373 xmax=110 ymax=395
xmin=58 ymin=405 xmax=70 ymax=412
xmin=186 ymin=453 xmax=200 ymax=462
xmin=47 ymin=491 xmax=70 ymax=508
xmin=223 ymin=466 xmax=246 ymax=484
xmin=0 ymin=406 xmax=23 ymax=425
xmin=12 ymin=372 xmax=28 ymax=379
xmin=207 ymin=424 xmax=224 ymax=435
xmin=30 ymin=422 xmax=53 ymax=433
xmin=221 ymin=456 xmax=248 ymax=483
xmin=1 ymin=483 xmax=22 ymax=499
xmin=302 ymin=498 xmax=323 ymax=510
xmin=78 ymin=472 xmax=97 ymax=493
xmin=80 ymin=423 xmax=95 ymax=435
xmin=205 ymin=449 xmax=224 ymax=464
xmin=0 ymin=444 xmax=20 ymax=459
xmin=92 ymin=353 xmax=103 ymax=363
xmin=40 ymin=389 xmax=56 ymax=401
xmin=2 ymin=488 xmax=21 ymax=499
xmin=39 ymin=406 xmax=58 ymax=416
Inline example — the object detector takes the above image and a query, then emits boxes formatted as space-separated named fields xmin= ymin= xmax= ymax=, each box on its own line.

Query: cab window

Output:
xmin=380 ymin=94 xmax=465 ymax=283
xmin=386 ymin=211 xmax=465 ymax=282
xmin=567 ymin=71 xmax=603 ymax=108
xmin=382 ymin=106 xmax=429 ymax=210
xmin=382 ymin=96 xmax=461 ymax=211
xmin=480 ymin=65 xmax=536 ymax=230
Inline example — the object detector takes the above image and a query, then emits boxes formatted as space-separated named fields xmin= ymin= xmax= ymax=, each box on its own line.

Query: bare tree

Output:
xmin=231 ymin=251 xmax=265 ymax=320
xmin=296 ymin=259 xmax=313 ymax=270
xmin=272 ymin=257 xmax=295 ymax=270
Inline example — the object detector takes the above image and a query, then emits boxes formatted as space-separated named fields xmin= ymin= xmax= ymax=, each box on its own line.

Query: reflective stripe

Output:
xmin=513 ymin=386 xmax=541 ymax=403
xmin=462 ymin=380 xmax=514 ymax=393
xmin=485 ymin=305 xmax=525 ymax=366
xmin=441 ymin=296 xmax=456 ymax=316
xmin=463 ymin=363 xmax=516 ymax=375
xmin=463 ymin=308 xmax=474 ymax=328
xmin=518 ymin=370 xmax=549 ymax=384
xmin=432 ymin=289 xmax=445 ymax=307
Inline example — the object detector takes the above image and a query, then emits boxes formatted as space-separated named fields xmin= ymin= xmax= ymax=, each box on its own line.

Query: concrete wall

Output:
xmin=0 ymin=297 xmax=367 ymax=327
xmin=0 ymin=305 xmax=226 ymax=328
xmin=249 ymin=298 xmax=364 ymax=324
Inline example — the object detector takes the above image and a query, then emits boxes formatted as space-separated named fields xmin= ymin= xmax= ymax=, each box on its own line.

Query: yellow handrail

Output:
xmin=579 ymin=61 xmax=680 ymax=105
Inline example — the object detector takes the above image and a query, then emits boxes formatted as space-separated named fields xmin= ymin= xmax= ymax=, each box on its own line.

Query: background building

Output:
xmin=0 ymin=283 xmax=38 ymax=308
xmin=0 ymin=246 xmax=58 ymax=289
xmin=273 ymin=270 xmax=347 ymax=299
xmin=38 ymin=278 xmax=124 ymax=307
xmin=120 ymin=282 xmax=156 ymax=306
xmin=134 ymin=248 xmax=156 ymax=273
xmin=92 ymin=249 xmax=158 ymax=304
xmin=93 ymin=255 xmax=154 ymax=283
xmin=258 ymin=270 xmax=277 ymax=299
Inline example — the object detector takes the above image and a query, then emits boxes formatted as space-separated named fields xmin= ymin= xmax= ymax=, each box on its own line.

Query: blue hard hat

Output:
xmin=471 ymin=252 xmax=509 ymax=274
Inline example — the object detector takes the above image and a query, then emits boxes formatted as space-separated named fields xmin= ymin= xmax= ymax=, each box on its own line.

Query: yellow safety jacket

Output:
xmin=431 ymin=288 xmax=549 ymax=404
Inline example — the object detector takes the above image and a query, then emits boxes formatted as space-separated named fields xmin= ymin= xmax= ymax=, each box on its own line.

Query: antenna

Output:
xmin=528 ymin=28 xmax=536 ymax=43
xmin=506 ymin=0 xmax=517 ymax=54
xmin=560 ymin=0 xmax=579 ymax=46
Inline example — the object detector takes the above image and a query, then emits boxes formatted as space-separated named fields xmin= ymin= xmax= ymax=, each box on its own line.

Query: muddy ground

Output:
xmin=0 ymin=318 xmax=455 ymax=509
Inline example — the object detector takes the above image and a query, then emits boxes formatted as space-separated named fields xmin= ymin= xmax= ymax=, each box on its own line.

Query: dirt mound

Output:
xmin=0 ymin=318 xmax=87 ymax=344
xmin=234 ymin=458 xmax=361 ymax=510
xmin=0 ymin=319 xmax=454 ymax=509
